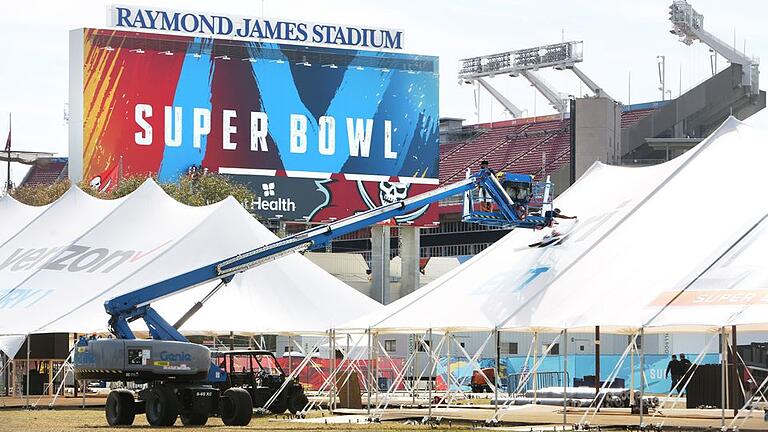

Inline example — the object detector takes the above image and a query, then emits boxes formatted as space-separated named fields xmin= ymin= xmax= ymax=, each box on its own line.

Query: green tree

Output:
xmin=10 ymin=172 xmax=255 ymax=210
xmin=9 ymin=180 xmax=71 ymax=206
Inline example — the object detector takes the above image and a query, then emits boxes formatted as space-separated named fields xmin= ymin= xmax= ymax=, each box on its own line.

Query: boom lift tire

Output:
xmin=180 ymin=411 xmax=209 ymax=426
xmin=220 ymin=388 xmax=253 ymax=426
xmin=106 ymin=389 xmax=136 ymax=426
xmin=144 ymin=386 xmax=178 ymax=426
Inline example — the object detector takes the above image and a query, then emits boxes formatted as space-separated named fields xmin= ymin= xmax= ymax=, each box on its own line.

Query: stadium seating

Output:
xmin=620 ymin=107 xmax=655 ymax=129
xmin=19 ymin=158 xmax=68 ymax=187
xmin=439 ymin=117 xmax=570 ymax=185
xmin=439 ymin=108 xmax=657 ymax=188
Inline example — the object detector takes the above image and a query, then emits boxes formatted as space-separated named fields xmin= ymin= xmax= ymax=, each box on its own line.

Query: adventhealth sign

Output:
xmin=109 ymin=5 xmax=404 ymax=50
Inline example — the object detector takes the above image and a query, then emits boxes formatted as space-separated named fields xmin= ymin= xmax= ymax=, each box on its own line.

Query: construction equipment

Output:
xmin=73 ymin=168 xmax=556 ymax=426
xmin=212 ymin=350 xmax=308 ymax=415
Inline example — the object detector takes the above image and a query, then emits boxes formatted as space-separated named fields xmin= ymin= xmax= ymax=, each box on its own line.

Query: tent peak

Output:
xmin=721 ymin=115 xmax=744 ymax=128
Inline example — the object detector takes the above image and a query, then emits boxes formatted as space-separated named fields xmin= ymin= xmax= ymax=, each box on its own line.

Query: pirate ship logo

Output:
xmin=355 ymin=180 xmax=430 ymax=223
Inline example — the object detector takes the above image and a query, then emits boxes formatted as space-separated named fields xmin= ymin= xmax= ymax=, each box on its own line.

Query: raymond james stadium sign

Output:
xmin=109 ymin=5 xmax=404 ymax=50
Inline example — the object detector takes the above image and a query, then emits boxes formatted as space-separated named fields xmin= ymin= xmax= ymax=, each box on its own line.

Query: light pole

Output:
xmin=657 ymin=55 xmax=666 ymax=101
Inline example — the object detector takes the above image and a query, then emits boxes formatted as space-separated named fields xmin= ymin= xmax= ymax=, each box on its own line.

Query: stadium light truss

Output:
xmin=669 ymin=0 xmax=759 ymax=94
xmin=458 ymin=41 xmax=583 ymax=79
xmin=458 ymin=41 xmax=610 ymax=116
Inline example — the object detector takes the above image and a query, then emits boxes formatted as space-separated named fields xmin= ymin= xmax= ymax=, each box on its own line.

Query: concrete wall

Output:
xmin=549 ymin=164 xmax=571 ymax=198
xmin=622 ymin=64 xmax=766 ymax=159
xmin=573 ymin=97 xmax=622 ymax=179
xmin=370 ymin=225 xmax=391 ymax=304
xmin=399 ymin=227 xmax=421 ymax=298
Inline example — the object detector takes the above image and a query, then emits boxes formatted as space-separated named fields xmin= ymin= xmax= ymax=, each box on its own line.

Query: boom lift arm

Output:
xmin=105 ymin=169 xmax=553 ymax=342
xmin=74 ymin=169 xmax=555 ymax=427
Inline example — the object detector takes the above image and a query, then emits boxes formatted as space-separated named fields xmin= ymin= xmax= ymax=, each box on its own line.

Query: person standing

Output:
xmin=478 ymin=161 xmax=495 ymax=212
xmin=665 ymin=354 xmax=682 ymax=393
xmin=678 ymin=353 xmax=692 ymax=393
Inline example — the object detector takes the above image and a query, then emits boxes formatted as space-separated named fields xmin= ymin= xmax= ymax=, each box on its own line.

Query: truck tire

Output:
xmin=180 ymin=411 xmax=209 ymax=426
xmin=106 ymin=389 xmax=136 ymax=426
xmin=220 ymin=388 xmax=252 ymax=426
xmin=252 ymin=386 xmax=272 ymax=409
xmin=145 ymin=386 xmax=178 ymax=427
xmin=288 ymin=391 xmax=309 ymax=415
xmin=267 ymin=397 xmax=287 ymax=414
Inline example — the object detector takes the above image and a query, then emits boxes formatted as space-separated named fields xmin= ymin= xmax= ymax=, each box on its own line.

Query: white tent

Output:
xmin=532 ymin=117 xmax=768 ymax=333
xmin=343 ymin=117 xmax=768 ymax=335
xmin=0 ymin=180 xmax=380 ymax=356
xmin=0 ymin=194 xmax=49 ymax=246
xmin=149 ymin=253 xmax=380 ymax=336
xmin=647 ymin=214 xmax=768 ymax=332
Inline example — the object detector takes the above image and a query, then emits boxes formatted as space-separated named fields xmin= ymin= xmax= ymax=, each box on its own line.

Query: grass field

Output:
xmin=0 ymin=409 xmax=470 ymax=432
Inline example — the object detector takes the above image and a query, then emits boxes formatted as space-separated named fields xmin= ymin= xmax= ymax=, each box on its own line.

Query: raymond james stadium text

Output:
xmin=112 ymin=6 xmax=404 ymax=50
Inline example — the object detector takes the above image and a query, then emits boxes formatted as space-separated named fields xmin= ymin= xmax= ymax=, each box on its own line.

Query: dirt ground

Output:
xmin=2 ymin=404 xmax=766 ymax=431
xmin=0 ymin=409 xmax=470 ymax=432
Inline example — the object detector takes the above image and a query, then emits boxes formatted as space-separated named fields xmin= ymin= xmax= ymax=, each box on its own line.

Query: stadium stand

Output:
xmin=620 ymin=106 xmax=657 ymax=129
xmin=19 ymin=157 xmax=68 ymax=187
xmin=438 ymin=107 xmax=656 ymax=190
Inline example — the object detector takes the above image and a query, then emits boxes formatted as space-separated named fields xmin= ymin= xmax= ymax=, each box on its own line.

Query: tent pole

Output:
xmin=372 ymin=338 xmax=420 ymax=416
xmin=72 ymin=333 xmax=78 ymax=399
xmin=446 ymin=331 xmax=451 ymax=405
xmin=639 ymin=328 xmax=645 ymax=427
xmin=366 ymin=329 xmax=372 ymax=419
xmin=25 ymin=333 xmax=30 ymax=409
xmin=494 ymin=328 xmax=500 ymax=417
xmin=1 ymin=352 xmax=4 ymax=397
xmin=595 ymin=326 xmax=601 ymax=399
xmin=288 ymin=335 xmax=293 ymax=374
xmin=630 ymin=335 xmax=635 ymax=398
xmin=533 ymin=331 xmax=538 ymax=402
xmin=329 ymin=329 xmax=336 ymax=413
xmin=346 ymin=332 xmax=351 ymax=408
xmin=721 ymin=326 xmax=726 ymax=427
xmin=731 ymin=324 xmax=738 ymax=417
xmin=427 ymin=328 xmax=433 ymax=421
xmin=373 ymin=332 xmax=379 ymax=410
xmin=562 ymin=328 xmax=568 ymax=426
xmin=412 ymin=334 xmax=416 ymax=407
xmin=48 ymin=359 xmax=53 ymax=396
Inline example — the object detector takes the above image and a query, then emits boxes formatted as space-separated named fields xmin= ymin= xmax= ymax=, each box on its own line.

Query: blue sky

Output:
xmin=1 ymin=0 xmax=766 ymax=187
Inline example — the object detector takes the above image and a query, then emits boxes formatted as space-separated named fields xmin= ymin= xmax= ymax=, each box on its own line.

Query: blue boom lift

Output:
xmin=73 ymin=168 xmax=554 ymax=426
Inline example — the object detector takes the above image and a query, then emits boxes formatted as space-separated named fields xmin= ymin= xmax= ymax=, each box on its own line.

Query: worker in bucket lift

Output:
xmin=550 ymin=208 xmax=576 ymax=223
xmin=478 ymin=160 xmax=495 ymax=211
xmin=543 ymin=208 xmax=577 ymax=233
xmin=529 ymin=208 xmax=577 ymax=247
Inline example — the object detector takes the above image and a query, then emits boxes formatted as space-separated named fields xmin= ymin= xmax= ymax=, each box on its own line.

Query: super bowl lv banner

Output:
xmin=70 ymin=28 xmax=440 ymax=224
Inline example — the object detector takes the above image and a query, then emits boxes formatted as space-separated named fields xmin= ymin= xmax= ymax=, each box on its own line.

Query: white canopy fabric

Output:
xmin=631 ymin=210 xmax=768 ymax=333
xmin=0 ymin=195 xmax=49 ymax=246
xmin=147 ymin=240 xmax=381 ymax=336
xmin=0 ymin=180 xmax=379 ymax=340
xmin=0 ymin=335 xmax=26 ymax=359
xmin=532 ymin=118 xmax=768 ymax=333
xmin=344 ymin=117 xmax=768 ymax=334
